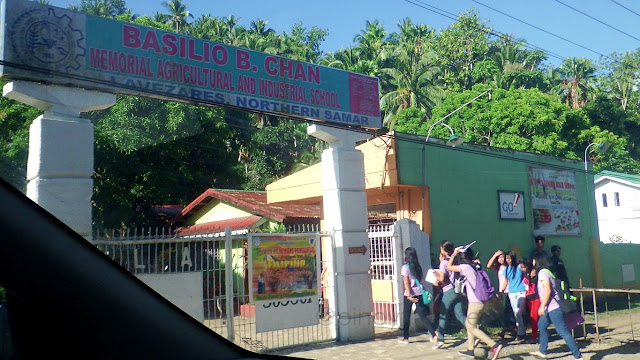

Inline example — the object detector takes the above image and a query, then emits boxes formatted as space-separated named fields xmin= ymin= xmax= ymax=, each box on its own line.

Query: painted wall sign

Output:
xmin=498 ymin=190 xmax=525 ymax=220
xmin=529 ymin=167 xmax=580 ymax=236
xmin=0 ymin=0 xmax=381 ymax=129
xmin=348 ymin=245 xmax=367 ymax=255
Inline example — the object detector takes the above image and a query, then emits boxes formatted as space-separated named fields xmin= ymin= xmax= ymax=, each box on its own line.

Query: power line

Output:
xmin=403 ymin=0 xmax=568 ymax=62
xmin=609 ymin=0 xmax=640 ymax=18
xmin=472 ymin=0 xmax=612 ymax=61
xmin=554 ymin=0 xmax=640 ymax=43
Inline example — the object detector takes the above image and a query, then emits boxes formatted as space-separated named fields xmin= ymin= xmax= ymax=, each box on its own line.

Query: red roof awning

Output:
xmin=174 ymin=215 xmax=262 ymax=235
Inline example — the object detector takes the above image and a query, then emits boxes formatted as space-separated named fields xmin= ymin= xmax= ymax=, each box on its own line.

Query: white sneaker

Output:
xmin=432 ymin=341 xmax=444 ymax=349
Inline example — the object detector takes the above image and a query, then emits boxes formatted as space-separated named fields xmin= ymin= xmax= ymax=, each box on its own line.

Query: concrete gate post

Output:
xmin=307 ymin=124 xmax=374 ymax=341
xmin=3 ymin=81 xmax=116 ymax=240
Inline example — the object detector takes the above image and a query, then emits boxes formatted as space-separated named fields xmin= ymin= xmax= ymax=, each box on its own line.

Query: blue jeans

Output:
xmin=437 ymin=288 xmax=466 ymax=340
xmin=403 ymin=296 xmax=436 ymax=340
xmin=509 ymin=291 xmax=527 ymax=336
xmin=538 ymin=308 xmax=582 ymax=359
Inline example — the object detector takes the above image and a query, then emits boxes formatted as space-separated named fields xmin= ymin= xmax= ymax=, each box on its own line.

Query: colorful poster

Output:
xmin=249 ymin=234 xmax=320 ymax=332
xmin=529 ymin=167 xmax=580 ymax=236
xmin=250 ymin=235 xmax=319 ymax=302
xmin=0 ymin=0 xmax=381 ymax=128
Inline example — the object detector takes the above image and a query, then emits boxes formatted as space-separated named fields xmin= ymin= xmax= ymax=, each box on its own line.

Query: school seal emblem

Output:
xmin=9 ymin=6 xmax=84 ymax=73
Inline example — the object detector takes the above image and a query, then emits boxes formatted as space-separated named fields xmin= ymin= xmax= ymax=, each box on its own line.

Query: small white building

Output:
xmin=595 ymin=170 xmax=640 ymax=243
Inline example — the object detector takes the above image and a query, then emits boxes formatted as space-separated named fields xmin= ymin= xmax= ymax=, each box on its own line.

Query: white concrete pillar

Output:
xmin=308 ymin=124 xmax=374 ymax=341
xmin=3 ymin=81 xmax=116 ymax=239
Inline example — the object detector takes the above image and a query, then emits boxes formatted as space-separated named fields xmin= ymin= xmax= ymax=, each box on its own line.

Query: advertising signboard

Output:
xmin=0 ymin=0 xmax=381 ymax=128
xmin=529 ymin=167 xmax=580 ymax=236
xmin=249 ymin=234 xmax=320 ymax=332
xmin=498 ymin=190 xmax=525 ymax=220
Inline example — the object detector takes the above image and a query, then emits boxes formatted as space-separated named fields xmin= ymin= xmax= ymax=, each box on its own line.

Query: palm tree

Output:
xmin=353 ymin=20 xmax=388 ymax=62
xmin=558 ymin=57 xmax=597 ymax=109
xmin=249 ymin=19 xmax=275 ymax=37
xmin=379 ymin=18 xmax=443 ymax=129
xmin=152 ymin=11 xmax=170 ymax=25
xmin=78 ymin=0 xmax=126 ymax=17
xmin=162 ymin=0 xmax=194 ymax=32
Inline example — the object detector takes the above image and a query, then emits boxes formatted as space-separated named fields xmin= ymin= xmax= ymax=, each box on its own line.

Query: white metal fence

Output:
xmin=91 ymin=222 xmax=401 ymax=350
xmin=91 ymin=224 xmax=335 ymax=352
xmin=368 ymin=224 xmax=400 ymax=328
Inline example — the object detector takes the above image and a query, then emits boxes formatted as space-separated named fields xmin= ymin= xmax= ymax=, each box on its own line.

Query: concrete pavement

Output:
xmin=271 ymin=327 xmax=640 ymax=360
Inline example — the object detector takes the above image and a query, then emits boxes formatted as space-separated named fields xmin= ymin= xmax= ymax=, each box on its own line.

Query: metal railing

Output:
xmin=571 ymin=287 xmax=640 ymax=343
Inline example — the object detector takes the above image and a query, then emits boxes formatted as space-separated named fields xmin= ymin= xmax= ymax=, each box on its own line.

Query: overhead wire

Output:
xmin=554 ymin=0 xmax=640 ymax=43
xmin=472 ymin=0 xmax=613 ymax=62
xmin=609 ymin=0 xmax=640 ymax=18
xmin=403 ymin=0 xmax=568 ymax=62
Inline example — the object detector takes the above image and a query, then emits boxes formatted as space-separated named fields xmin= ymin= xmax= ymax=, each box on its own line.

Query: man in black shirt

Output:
xmin=530 ymin=235 xmax=548 ymax=260
xmin=550 ymin=245 xmax=570 ymax=288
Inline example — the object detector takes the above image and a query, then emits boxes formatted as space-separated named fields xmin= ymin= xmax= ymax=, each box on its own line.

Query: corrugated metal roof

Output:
xmin=595 ymin=170 xmax=640 ymax=186
xmin=170 ymin=189 xmax=321 ymax=225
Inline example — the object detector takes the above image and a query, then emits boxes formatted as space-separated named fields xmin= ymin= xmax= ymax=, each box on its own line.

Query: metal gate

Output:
xmin=368 ymin=224 xmax=400 ymax=328
xmin=91 ymin=225 xmax=335 ymax=352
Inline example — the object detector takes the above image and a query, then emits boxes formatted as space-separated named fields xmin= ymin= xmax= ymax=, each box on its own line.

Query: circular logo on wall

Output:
xmin=9 ymin=6 xmax=85 ymax=74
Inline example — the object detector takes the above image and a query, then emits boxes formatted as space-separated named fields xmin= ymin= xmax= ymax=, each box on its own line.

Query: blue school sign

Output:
xmin=0 ymin=0 xmax=381 ymax=129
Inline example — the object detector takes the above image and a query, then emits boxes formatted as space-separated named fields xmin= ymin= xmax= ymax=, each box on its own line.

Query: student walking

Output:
xmin=433 ymin=240 xmax=466 ymax=349
xmin=529 ymin=254 xmax=583 ymax=360
xmin=487 ymin=249 xmax=516 ymax=338
xmin=520 ymin=259 xmax=540 ymax=342
xmin=399 ymin=247 xmax=438 ymax=344
xmin=447 ymin=246 xmax=503 ymax=359
xmin=501 ymin=251 xmax=527 ymax=341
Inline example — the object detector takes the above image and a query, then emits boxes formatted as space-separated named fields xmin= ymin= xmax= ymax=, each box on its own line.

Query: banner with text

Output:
xmin=249 ymin=234 xmax=320 ymax=332
xmin=529 ymin=167 xmax=580 ymax=236
xmin=0 ymin=0 xmax=381 ymax=128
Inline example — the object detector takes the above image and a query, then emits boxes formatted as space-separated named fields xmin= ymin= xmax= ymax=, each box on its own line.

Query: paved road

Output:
xmin=270 ymin=328 xmax=640 ymax=360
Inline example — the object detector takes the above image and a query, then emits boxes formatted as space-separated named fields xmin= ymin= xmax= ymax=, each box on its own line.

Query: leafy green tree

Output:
xmin=393 ymin=107 xmax=428 ymax=134
xmin=434 ymin=11 xmax=491 ymax=91
xmin=283 ymin=22 xmax=328 ymax=62
xmin=0 ymin=82 xmax=42 ymax=191
xmin=89 ymin=96 xmax=246 ymax=228
xmin=599 ymin=51 xmax=640 ymax=111
xmin=242 ymin=120 xmax=320 ymax=191
xmin=583 ymin=96 xmax=640 ymax=173
xmin=429 ymin=86 xmax=621 ymax=161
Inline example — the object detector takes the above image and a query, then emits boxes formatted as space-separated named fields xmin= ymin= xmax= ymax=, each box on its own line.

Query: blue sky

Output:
xmin=63 ymin=0 xmax=640 ymax=68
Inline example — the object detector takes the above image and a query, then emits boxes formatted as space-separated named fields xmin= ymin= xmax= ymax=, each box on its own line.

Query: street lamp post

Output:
xmin=584 ymin=141 xmax=610 ymax=171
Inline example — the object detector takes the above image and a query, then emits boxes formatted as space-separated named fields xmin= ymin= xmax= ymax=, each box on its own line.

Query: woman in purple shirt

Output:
xmin=529 ymin=254 xmax=583 ymax=360
xmin=433 ymin=240 xmax=466 ymax=348
xmin=447 ymin=246 xmax=503 ymax=360
xmin=399 ymin=247 xmax=438 ymax=344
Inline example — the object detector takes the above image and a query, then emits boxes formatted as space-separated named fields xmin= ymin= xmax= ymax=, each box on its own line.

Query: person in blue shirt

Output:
xmin=501 ymin=251 xmax=527 ymax=341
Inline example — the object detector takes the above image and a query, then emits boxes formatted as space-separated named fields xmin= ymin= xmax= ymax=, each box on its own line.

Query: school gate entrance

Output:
xmin=1 ymin=0 xmax=383 ymax=343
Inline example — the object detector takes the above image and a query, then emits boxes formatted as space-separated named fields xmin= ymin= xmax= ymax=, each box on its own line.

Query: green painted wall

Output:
xmin=598 ymin=243 xmax=640 ymax=289
xmin=396 ymin=135 xmax=598 ymax=287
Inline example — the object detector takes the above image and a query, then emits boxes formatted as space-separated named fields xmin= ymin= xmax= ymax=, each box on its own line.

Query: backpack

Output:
xmin=540 ymin=269 xmax=577 ymax=313
xmin=469 ymin=266 xmax=495 ymax=303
